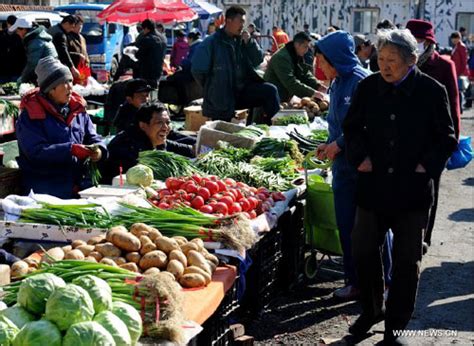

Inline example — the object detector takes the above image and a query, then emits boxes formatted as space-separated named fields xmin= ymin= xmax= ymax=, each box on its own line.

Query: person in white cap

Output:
xmin=15 ymin=56 xmax=107 ymax=198
xmin=9 ymin=17 xmax=57 ymax=85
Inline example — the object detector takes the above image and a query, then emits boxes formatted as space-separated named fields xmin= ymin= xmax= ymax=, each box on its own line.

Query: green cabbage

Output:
xmin=63 ymin=321 xmax=115 ymax=346
xmin=0 ymin=316 xmax=19 ymax=346
xmin=72 ymin=275 xmax=112 ymax=314
xmin=45 ymin=284 xmax=95 ymax=331
xmin=126 ymin=164 xmax=154 ymax=187
xmin=12 ymin=320 xmax=62 ymax=346
xmin=17 ymin=273 xmax=66 ymax=315
xmin=94 ymin=311 xmax=131 ymax=346
xmin=0 ymin=305 xmax=35 ymax=328
xmin=111 ymin=301 xmax=142 ymax=345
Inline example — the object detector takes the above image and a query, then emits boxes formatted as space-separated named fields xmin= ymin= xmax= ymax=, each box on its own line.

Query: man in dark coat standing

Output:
xmin=135 ymin=19 xmax=167 ymax=88
xmin=406 ymin=19 xmax=461 ymax=250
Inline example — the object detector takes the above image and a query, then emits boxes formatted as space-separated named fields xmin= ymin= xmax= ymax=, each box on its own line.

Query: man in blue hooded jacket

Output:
xmin=315 ymin=31 xmax=370 ymax=300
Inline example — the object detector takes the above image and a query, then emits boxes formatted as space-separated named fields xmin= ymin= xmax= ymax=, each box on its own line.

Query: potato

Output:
xmin=301 ymin=97 xmax=312 ymax=106
xmin=87 ymin=235 xmax=106 ymax=245
xmin=23 ymin=258 xmax=39 ymax=268
xmin=180 ymin=242 xmax=198 ymax=254
xmin=148 ymin=227 xmax=162 ymax=241
xmin=64 ymin=249 xmax=85 ymax=260
xmin=125 ymin=252 xmax=141 ymax=264
xmin=130 ymin=223 xmax=152 ymax=238
xmin=184 ymin=266 xmax=211 ymax=285
xmin=169 ymin=250 xmax=187 ymax=267
xmin=190 ymin=238 xmax=204 ymax=250
xmin=143 ymin=267 xmax=161 ymax=276
xmin=111 ymin=232 xmax=141 ymax=252
xmin=106 ymin=226 xmax=128 ymax=242
xmin=95 ymin=242 xmax=121 ymax=258
xmin=84 ymin=256 xmax=97 ymax=263
xmin=89 ymin=251 xmax=103 ymax=262
xmin=139 ymin=235 xmax=153 ymax=245
xmin=207 ymin=260 xmax=217 ymax=273
xmin=139 ymin=250 xmax=168 ymax=270
xmin=200 ymin=247 xmax=210 ymax=256
xmin=166 ymin=259 xmax=184 ymax=279
xmin=120 ymin=262 xmax=139 ymax=272
xmin=205 ymin=254 xmax=219 ymax=266
xmin=187 ymin=250 xmax=211 ymax=275
xmin=140 ymin=242 xmax=157 ymax=255
xmin=179 ymin=273 xmax=206 ymax=288
xmin=11 ymin=260 xmax=29 ymax=278
xmin=172 ymin=236 xmax=187 ymax=246
xmin=100 ymin=258 xmax=118 ymax=267
xmin=71 ymin=240 xmax=86 ymax=249
xmin=311 ymin=103 xmax=320 ymax=113
xmin=76 ymin=245 xmax=95 ymax=257
xmin=41 ymin=247 xmax=65 ymax=264
xmin=111 ymin=257 xmax=127 ymax=266
xmin=160 ymin=271 xmax=176 ymax=282
xmin=318 ymin=100 xmax=328 ymax=111
xmin=154 ymin=237 xmax=179 ymax=254
xmin=61 ymin=245 xmax=72 ymax=253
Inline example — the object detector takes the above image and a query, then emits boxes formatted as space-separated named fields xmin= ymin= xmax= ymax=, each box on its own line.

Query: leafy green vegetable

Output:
xmin=0 ymin=316 xmax=19 ymax=346
xmin=250 ymin=156 xmax=299 ymax=180
xmin=235 ymin=125 xmax=265 ymax=139
xmin=273 ymin=113 xmax=309 ymax=126
xmin=94 ymin=311 xmax=131 ymax=346
xmin=12 ymin=320 xmax=62 ymax=346
xmin=111 ymin=301 xmax=142 ymax=345
xmin=72 ymin=275 xmax=112 ymax=314
xmin=0 ymin=305 xmax=35 ymax=328
xmin=45 ymin=284 xmax=95 ymax=331
xmin=17 ymin=273 xmax=66 ymax=315
xmin=138 ymin=150 xmax=201 ymax=181
xmin=126 ymin=164 xmax=154 ymax=187
xmin=252 ymin=137 xmax=304 ymax=164
xmin=63 ymin=321 xmax=115 ymax=346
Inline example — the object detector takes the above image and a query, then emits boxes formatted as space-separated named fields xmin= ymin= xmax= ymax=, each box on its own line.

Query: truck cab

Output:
xmin=54 ymin=3 xmax=124 ymax=82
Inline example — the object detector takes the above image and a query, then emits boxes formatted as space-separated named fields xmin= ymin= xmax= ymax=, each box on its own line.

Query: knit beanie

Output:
xmin=35 ymin=56 xmax=73 ymax=93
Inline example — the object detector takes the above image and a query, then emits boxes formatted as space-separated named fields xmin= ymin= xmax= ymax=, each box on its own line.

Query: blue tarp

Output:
xmin=183 ymin=0 xmax=222 ymax=19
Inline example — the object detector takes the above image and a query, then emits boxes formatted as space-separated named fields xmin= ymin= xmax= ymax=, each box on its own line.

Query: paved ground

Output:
xmin=244 ymin=109 xmax=474 ymax=345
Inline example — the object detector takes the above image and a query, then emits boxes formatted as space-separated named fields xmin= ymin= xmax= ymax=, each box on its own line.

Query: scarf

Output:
xmin=417 ymin=43 xmax=436 ymax=67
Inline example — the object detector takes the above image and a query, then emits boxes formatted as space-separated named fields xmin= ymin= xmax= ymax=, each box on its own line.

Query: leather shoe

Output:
xmin=349 ymin=312 xmax=385 ymax=336
xmin=333 ymin=285 xmax=360 ymax=301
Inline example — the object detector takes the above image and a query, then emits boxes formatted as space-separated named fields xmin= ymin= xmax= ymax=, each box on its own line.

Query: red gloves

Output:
xmin=71 ymin=144 xmax=92 ymax=160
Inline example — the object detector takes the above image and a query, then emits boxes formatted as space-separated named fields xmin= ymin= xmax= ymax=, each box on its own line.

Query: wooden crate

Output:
xmin=0 ymin=167 xmax=21 ymax=198
xmin=184 ymin=105 xmax=209 ymax=132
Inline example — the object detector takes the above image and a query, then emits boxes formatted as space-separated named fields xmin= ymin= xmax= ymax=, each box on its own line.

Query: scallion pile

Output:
xmin=138 ymin=150 xmax=201 ymax=181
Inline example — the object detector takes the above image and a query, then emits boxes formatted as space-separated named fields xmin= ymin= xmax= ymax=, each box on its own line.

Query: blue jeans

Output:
xmin=332 ymin=155 xmax=359 ymax=286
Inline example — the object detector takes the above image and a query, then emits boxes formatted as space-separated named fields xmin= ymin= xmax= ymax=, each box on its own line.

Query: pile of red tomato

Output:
xmin=149 ymin=175 xmax=286 ymax=219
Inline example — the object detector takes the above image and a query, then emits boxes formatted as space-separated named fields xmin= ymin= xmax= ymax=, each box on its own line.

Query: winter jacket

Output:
xmin=451 ymin=41 xmax=469 ymax=77
xmin=16 ymin=89 xmax=107 ymax=198
xmin=170 ymin=37 xmax=189 ymax=68
xmin=343 ymin=68 xmax=457 ymax=212
xmin=19 ymin=26 xmax=57 ymax=84
xmin=48 ymin=24 xmax=74 ymax=69
xmin=113 ymin=101 xmax=139 ymax=132
xmin=67 ymin=31 xmax=89 ymax=67
xmin=0 ymin=31 xmax=26 ymax=79
xmin=271 ymin=29 xmax=289 ymax=53
xmin=264 ymin=41 xmax=320 ymax=102
xmin=191 ymin=28 xmax=264 ymax=121
xmin=135 ymin=30 xmax=167 ymax=86
xmin=102 ymin=127 xmax=195 ymax=184
xmin=419 ymin=50 xmax=460 ymax=139
xmin=181 ymin=39 xmax=202 ymax=73
xmin=315 ymin=31 xmax=370 ymax=150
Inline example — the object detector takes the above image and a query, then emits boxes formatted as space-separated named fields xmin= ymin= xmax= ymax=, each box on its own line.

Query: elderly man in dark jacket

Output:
xmin=192 ymin=6 xmax=280 ymax=124
xmin=135 ymin=19 xmax=167 ymax=88
xmin=343 ymin=29 xmax=457 ymax=345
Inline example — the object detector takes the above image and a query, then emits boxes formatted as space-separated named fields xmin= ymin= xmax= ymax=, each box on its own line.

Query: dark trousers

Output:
xmin=424 ymin=174 xmax=440 ymax=245
xmin=352 ymin=207 xmax=428 ymax=333
xmin=235 ymin=82 xmax=280 ymax=125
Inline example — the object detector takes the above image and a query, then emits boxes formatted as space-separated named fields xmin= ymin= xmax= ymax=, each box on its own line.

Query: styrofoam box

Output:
xmin=271 ymin=109 xmax=308 ymax=125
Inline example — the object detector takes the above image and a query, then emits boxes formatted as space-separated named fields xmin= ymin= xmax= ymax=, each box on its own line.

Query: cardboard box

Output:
xmin=184 ymin=105 xmax=209 ymax=131
xmin=0 ymin=221 xmax=106 ymax=242
xmin=196 ymin=120 xmax=259 ymax=154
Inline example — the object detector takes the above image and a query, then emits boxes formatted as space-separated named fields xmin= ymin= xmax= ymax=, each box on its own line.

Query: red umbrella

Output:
xmin=97 ymin=0 xmax=197 ymax=25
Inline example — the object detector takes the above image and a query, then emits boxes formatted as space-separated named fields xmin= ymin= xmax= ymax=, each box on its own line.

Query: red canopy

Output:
xmin=97 ymin=0 xmax=197 ymax=25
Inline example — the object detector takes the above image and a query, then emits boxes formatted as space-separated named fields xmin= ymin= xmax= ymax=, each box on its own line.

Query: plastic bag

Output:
xmin=446 ymin=136 xmax=473 ymax=170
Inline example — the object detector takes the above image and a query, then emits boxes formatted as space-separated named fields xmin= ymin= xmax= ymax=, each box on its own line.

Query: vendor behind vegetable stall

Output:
xmin=16 ymin=56 xmax=107 ymax=198
xmin=101 ymin=102 xmax=195 ymax=184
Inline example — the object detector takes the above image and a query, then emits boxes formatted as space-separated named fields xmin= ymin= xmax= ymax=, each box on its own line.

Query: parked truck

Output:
xmin=54 ymin=3 xmax=124 ymax=82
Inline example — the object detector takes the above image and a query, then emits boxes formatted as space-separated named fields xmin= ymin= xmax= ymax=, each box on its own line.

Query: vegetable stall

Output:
xmin=0 ymin=115 xmax=330 ymax=344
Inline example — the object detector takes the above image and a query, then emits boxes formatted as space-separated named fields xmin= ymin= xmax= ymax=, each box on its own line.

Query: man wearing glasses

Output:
xmin=101 ymin=102 xmax=194 ymax=184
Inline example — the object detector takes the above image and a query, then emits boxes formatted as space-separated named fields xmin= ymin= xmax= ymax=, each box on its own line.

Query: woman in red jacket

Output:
xmin=451 ymin=31 xmax=469 ymax=112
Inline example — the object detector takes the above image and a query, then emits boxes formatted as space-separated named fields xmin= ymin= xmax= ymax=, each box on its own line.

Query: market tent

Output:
xmin=97 ymin=0 xmax=197 ymax=25
xmin=183 ymin=0 xmax=222 ymax=19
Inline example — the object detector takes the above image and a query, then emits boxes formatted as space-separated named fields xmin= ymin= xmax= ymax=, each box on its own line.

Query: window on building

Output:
xmin=456 ymin=12 xmax=474 ymax=35
xmin=353 ymin=8 xmax=379 ymax=34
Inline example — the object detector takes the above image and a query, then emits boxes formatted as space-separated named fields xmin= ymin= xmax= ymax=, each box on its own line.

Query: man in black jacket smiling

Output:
xmin=102 ymin=102 xmax=194 ymax=184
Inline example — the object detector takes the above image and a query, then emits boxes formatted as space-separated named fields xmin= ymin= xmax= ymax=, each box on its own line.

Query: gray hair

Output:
xmin=376 ymin=29 xmax=418 ymax=64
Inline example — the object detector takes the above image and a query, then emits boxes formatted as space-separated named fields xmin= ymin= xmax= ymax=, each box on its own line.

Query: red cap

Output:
xmin=406 ymin=19 xmax=437 ymax=44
